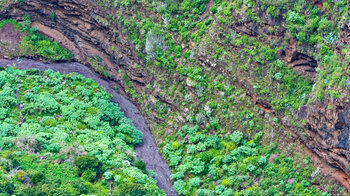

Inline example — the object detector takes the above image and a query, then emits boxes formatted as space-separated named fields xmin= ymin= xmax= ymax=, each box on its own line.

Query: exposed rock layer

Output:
xmin=1 ymin=0 xmax=146 ymax=85
xmin=303 ymin=100 xmax=350 ymax=178
xmin=1 ymin=0 xmax=350 ymax=192
xmin=231 ymin=1 xmax=350 ymax=185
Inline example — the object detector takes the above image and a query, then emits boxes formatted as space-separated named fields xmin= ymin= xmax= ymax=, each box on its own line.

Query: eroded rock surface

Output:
xmin=304 ymin=100 xmax=350 ymax=177
xmin=0 ymin=23 xmax=22 ymax=57
xmin=279 ymin=49 xmax=318 ymax=78
xmin=1 ymin=0 xmax=147 ymax=85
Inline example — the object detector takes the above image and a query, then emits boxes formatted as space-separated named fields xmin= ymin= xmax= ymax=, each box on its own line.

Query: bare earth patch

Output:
xmin=0 ymin=23 xmax=22 ymax=58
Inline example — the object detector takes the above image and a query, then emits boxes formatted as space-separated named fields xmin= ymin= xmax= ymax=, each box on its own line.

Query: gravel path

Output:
xmin=0 ymin=59 xmax=177 ymax=196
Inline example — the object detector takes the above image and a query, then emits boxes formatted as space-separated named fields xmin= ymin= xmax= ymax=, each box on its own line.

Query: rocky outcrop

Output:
xmin=279 ymin=49 xmax=318 ymax=78
xmin=1 ymin=0 xmax=147 ymax=85
xmin=339 ymin=3 xmax=350 ymax=46
xmin=301 ymin=4 xmax=350 ymax=178
xmin=0 ymin=23 xmax=22 ymax=57
xmin=227 ymin=3 xmax=350 ymax=187
xmin=301 ymin=101 xmax=350 ymax=177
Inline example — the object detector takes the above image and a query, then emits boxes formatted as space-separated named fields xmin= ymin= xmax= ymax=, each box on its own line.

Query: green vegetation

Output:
xmin=0 ymin=67 xmax=163 ymax=195
xmin=89 ymin=56 xmax=113 ymax=79
xmin=1 ymin=0 xmax=349 ymax=195
xmin=0 ymin=17 xmax=72 ymax=61
xmin=284 ymin=0 xmax=348 ymax=100
xmin=165 ymin=128 xmax=327 ymax=195
xmin=0 ymin=0 xmax=16 ymax=11
xmin=92 ymin=0 xmax=349 ymax=194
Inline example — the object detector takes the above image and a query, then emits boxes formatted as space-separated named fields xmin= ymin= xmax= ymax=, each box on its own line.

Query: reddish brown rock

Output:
xmin=1 ymin=0 xmax=147 ymax=85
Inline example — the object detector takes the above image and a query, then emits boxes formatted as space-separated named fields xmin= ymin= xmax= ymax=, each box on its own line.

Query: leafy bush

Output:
xmin=173 ymin=179 xmax=187 ymax=195
xmin=145 ymin=27 xmax=166 ymax=60
xmin=317 ymin=17 xmax=335 ymax=37
xmin=115 ymin=182 xmax=148 ymax=196
xmin=230 ymin=131 xmax=243 ymax=144
xmin=0 ymin=68 xmax=164 ymax=195
xmin=117 ymin=123 xmax=143 ymax=145
xmin=189 ymin=177 xmax=202 ymax=189
xmin=74 ymin=155 xmax=103 ymax=177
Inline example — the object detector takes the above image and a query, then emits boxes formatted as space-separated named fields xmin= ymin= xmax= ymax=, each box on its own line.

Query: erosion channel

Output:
xmin=0 ymin=58 xmax=177 ymax=196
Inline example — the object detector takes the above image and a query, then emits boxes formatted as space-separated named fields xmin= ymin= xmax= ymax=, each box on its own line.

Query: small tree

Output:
xmin=74 ymin=155 xmax=102 ymax=182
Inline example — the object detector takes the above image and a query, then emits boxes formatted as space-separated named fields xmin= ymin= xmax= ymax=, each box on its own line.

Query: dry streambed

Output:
xmin=0 ymin=59 xmax=177 ymax=196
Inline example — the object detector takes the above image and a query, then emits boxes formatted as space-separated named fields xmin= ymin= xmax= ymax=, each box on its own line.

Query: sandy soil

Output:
xmin=0 ymin=58 xmax=177 ymax=196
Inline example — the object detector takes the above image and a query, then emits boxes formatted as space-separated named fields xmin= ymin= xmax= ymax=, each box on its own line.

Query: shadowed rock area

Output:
xmin=302 ymin=101 xmax=350 ymax=178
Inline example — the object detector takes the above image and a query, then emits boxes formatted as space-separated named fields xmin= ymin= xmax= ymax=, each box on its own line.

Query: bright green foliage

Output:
xmin=115 ymin=182 xmax=150 ymax=196
xmin=162 ymin=124 xmax=331 ymax=195
xmin=0 ymin=18 xmax=73 ymax=61
xmin=0 ymin=67 xmax=164 ymax=195
xmin=189 ymin=177 xmax=202 ymax=189
xmin=173 ymin=179 xmax=187 ymax=195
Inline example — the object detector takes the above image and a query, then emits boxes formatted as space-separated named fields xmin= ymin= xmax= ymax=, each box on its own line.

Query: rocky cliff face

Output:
xmin=2 ymin=0 xmax=350 ymax=192
xmin=228 ymin=0 xmax=350 ymax=187
xmin=301 ymin=2 xmax=350 ymax=178
xmin=1 ymin=0 xmax=147 ymax=85
xmin=305 ymin=101 xmax=350 ymax=176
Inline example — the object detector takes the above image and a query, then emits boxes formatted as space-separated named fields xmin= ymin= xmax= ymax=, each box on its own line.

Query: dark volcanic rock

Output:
xmin=2 ymin=0 xmax=350 ymax=192
xmin=306 ymin=99 xmax=350 ymax=177
xmin=336 ymin=108 xmax=350 ymax=150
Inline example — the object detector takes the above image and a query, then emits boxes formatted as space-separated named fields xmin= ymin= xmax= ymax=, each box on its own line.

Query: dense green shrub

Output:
xmin=0 ymin=67 xmax=164 ymax=195
xmin=74 ymin=155 xmax=103 ymax=176
xmin=115 ymin=183 xmax=148 ymax=196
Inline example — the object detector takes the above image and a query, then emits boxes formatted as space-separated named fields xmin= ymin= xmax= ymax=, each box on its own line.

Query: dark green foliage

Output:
xmin=50 ymin=11 xmax=56 ymax=21
xmin=28 ymin=170 xmax=46 ymax=185
xmin=114 ymin=183 xmax=148 ymax=196
xmin=0 ymin=182 xmax=15 ymax=195
xmin=71 ymin=179 xmax=92 ymax=195
xmin=74 ymin=155 xmax=103 ymax=178
xmin=135 ymin=160 xmax=147 ymax=172
xmin=162 ymin=124 xmax=327 ymax=194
